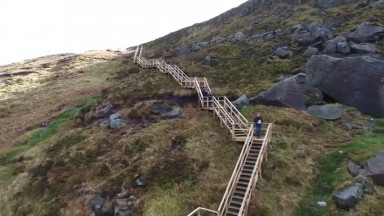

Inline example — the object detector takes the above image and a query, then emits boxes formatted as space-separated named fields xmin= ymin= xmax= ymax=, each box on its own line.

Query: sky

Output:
xmin=0 ymin=0 xmax=247 ymax=65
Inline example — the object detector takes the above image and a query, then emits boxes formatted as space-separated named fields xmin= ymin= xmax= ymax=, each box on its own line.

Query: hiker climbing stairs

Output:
xmin=134 ymin=45 xmax=273 ymax=216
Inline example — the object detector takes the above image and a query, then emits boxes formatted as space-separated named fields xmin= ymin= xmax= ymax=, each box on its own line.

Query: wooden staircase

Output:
xmin=134 ymin=45 xmax=273 ymax=216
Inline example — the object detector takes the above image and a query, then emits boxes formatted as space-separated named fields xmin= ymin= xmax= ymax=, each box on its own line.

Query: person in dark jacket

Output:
xmin=253 ymin=112 xmax=262 ymax=138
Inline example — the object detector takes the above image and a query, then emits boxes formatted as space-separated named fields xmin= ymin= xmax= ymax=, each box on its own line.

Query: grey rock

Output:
xmin=354 ymin=175 xmax=376 ymax=195
xmin=115 ymin=193 xmax=136 ymax=216
xmin=311 ymin=0 xmax=363 ymax=9
xmin=359 ymin=152 xmax=384 ymax=186
xmin=349 ymin=42 xmax=377 ymax=53
xmin=190 ymin=44 xmax=201 ymax=52
xmin=90 ymin=196 xmax=105 ymax=216
xmin=201 ymin=56 xmax=211 ymax=66
xmin=324 ymin=35 xmax=347 ymax=54
xmin=196 ymin=41 xmax=209 ymax=48
xmin=134 ymin=174 xmax=146 ymax=187
xmin=160 ymin=107 xmax=182 ymax=119
xmin=343 ymin=122 xmax=364 ymax=130
xmin=306 ymin=104 xmax=344 ymax=120
xmin=348 ymin=160 xmax=361 ymax=177
xmin=337 ymin=42 xmax=351 ymax=54
xmin=250 ymin=73 xmax=323 ymax=110
xmin=304 ymin=47 xmax=319 ymax=58
xmin=151 ymin=103 xmax=172 ymax=114
xmin=178 ymin=45 xmax=192 ymax=56
xmin=348 ymin=23 xmax=384 ymax=43
xmin=275 ymin=29 xmax=283 ymax=35
xmin=110 ymin=112 xmax=123 ymax=129
xmin=292 ymin=23 xmax=333 ymax=46
xmin=233 ymin=31 xmax=245 ymax=43
xmin=274 ymin=47 xmax=292 ymax=59
xmin=101 ymin=102 xmax=113 ymax=115
xmin=232 ymin=94 xmax=249 ymax=111
xmin=370 ymin=0 xmax=384 ymax=8
xmin=333 ymin=185 xmax=364 ymax=210
xmin=305 ymin=55 xmax=384 ymax=117
xmin=212 ymin=35 xmax=226 ymax=43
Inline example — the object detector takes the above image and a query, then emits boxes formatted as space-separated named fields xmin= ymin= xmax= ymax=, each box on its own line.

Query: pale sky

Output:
xmin=0 ymin=0 xmax=247 ymax=65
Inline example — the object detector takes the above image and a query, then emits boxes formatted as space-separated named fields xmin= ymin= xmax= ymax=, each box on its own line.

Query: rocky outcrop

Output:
xmin=211 ymin=35 xmax=226 ymax=43
xmin=311 ymin=0 xmax=363 ymax=9
xmin=292 ymin=23 xmax=333 ymax=46
xmin=333 ymin=185 xmax=364 ymax=210
xmin=115 ymin=190 xmax=137 ymax=216
xmin=232 ymin=94 xmax=249 ymax=111
xmin=323 ymin=36 xmax=347 ymax=54
xmin=305 ymin=55 xmax=384 ymax=117
xmin=347 ymin=23 xmax=384 ymax=43
xmin=359 ymin=151 xmax=384 ymax=186
xmin=250 ymin=73 xmax=323 ymax=110
xmin=306 ymin=104 xmax=344 ymax=120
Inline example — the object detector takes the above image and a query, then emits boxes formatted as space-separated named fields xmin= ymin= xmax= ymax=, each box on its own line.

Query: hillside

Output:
xmin=1 ymin=0 xmax=384 ymax=216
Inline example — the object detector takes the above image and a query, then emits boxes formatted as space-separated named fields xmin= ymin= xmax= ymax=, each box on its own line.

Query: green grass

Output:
xmin=298 ymin=119 xmax=384 ymax=215
xmin=0 ymin=95 xmax=101 ymax=165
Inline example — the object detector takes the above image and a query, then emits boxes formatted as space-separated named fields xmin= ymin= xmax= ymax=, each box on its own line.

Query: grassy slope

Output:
xmin=0 ymin=2 xmax=383 ymax=216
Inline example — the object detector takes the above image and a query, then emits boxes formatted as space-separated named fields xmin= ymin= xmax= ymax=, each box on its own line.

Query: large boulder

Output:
xmin=348 ymin=160 xmax=361 ymax=177
xmin=306 ymin=104 xmax=344 ymax=120
xmin=232 ymin=94 xmax=249 ymax=111
xmin=333 ymin=185 xmax=364 ymax=210
xmin=347 ymin=23 xmax=384 ymax=43
xmin=292 ymin=23 xmax=333 ymax=46
xmin=311 ymin=0 xmax=363 ymax=9
xmin=250 ymin=73 xmax=323 ymax=110
xmin=349 ymin=42 xmax=377 ymax=54
xmin=305 ymin=55 xmax=384 ymax=117
xmin=323 ymin=35 xmax=347 ymax=54
xmin=359 ymin=152 xmax=384 ymax=186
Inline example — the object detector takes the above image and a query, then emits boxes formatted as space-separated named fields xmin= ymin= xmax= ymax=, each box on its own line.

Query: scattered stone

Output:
xmin=212 ymin=35 xmax=226 ymax=43
xmin=348 ymin=160 xmax=361 ymax=177
xmin=274 ymin=47 xmax=292 ymax=59
xmin=115 ymin=190 xmax=137 ymax=216
xmin=304 ymin=47 xmax=319 ymax=58
xmin=305 ymin=55 xmax=384 ymax=117
xmin=110 ymin=112 xmax=123 ymax=129
xmin=233 ymin=31 xmax=245 ymax=43
xmin=347 ymin=23 xmax=384 ymax=43
xmin=250 ymin=73 xmax=323 ymax=110
xmin=349 ymin=42 xmax=377 ymax=54
xmin=306 ymin=104 xmax=344 ymax=120
xmin=201 ymin=56 xmax=211 ymax=66
xmin=101 ymin=102 xmax=113 ymax=115
xmin=359 ymin=151 xmax=384 ymax=186
xmin=333 ymin=185 xmax=364 ymax=210
xmin=343 ymin=122 xmax=364 ymax=131
xmin=196 ymin=41 xmax=209 ymax=48
xmin=264 ymin=33 xmax=275 ymax=41
xmin=232 ymin=94 xmax=249 ymax=111
xmin=134 ymin=174 xmax=146 ymax=187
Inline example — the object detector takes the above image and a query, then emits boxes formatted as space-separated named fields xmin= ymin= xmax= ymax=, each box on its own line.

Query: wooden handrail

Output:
xmin=187 ymin=207 xmax=219 ymax=216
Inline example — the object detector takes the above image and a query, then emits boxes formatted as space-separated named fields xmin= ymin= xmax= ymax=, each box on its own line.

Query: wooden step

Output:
xmin=226 ymin=209 xmax=239 ymax=216
xmin=228 ymin=205 xmax=240 ymax=213
xmin=236 ymin=185 xmax=248 ymax=191
xmin=230 ymin=199 xmax=243 ymax=207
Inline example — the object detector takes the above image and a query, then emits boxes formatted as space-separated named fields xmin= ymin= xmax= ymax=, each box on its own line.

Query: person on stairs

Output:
xmin=254 ymin=112 xmax=262 ymax=138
